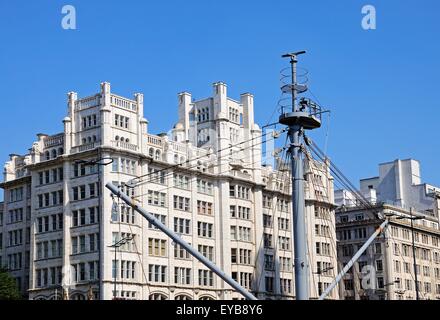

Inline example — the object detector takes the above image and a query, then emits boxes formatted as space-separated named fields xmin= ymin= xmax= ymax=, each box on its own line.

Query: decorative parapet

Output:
xmin=43 ymin=133 xmax=64 ymax=148
xmin=110 ymin=94 xmax=137 ymax=112
xmin=74 ymin=94 xmax=101 ymax=111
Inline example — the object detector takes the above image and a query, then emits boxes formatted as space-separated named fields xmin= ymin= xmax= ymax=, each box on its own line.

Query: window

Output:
xmin=173 ymin=196 xmax=190 ymax=211
xmin=174 ymin=218 xmax=191 ymax=235
xmin=148 ymin=167 xmax=166 ymax=185
xmin=231 ymin=248 xmax=237 ymax=263
xmin=89 ymin=183 xmax=96 ymax=197
xmin=230 ymin=206 xmax=236 ymax=218
xmin=148 ymin=213 xmax=166 ymax=229
xmin=197 ymin=222 xmax=213 ymax=238
xmin=148 ymin=265 xmax=167 ymax=283
xmin=148 ymin=191 xmax=167 ymax=207
xmin=148 ymin=238 xmax=167 ymax=257
xmin=376 ymin=260 xmax=383 ymax=272
xmin=173 ymin=174 xmax=190 ymax=190
xmin=197 ymin=179 xmax=213 ymax=195
xmin=375 ymin=243 xmax=382 ymax=254
xmin=174 ymin=243 xmax=191 ymax=260
xmin=263 ymin=214 xmax=272 ymax=228
xmin=265 ymin=277 xmax=274 ymax=293
xmin=264 ymin=254 xmax=274 ymax=270
xmin=198 ymin=245 xmax=214 ymax=261
xmin=278 ymin=236 xmax=290 ymax=250
xmin=198 ymin=269 xmax=214 ymax=287
xmin=377 ymin=277 xmax=384 ymax=289
xmin=264 ymin=233 xmax=273 ymax=248
xmin=197 ymin=200 xmax=213 ymax=215
xmin=174 ymin=267 xmax=191 ymax=285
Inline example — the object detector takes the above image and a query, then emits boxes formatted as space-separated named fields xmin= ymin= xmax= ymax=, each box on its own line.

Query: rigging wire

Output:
xmin=130 ymin=132 xmax=282 ymax=200
xmin=129 ymin=129 xmax=284 ymax=188
xmin=305 ymin=139 xmax=426 ymax=300
xmin=254 ymin=142 xmax=290 ymax=294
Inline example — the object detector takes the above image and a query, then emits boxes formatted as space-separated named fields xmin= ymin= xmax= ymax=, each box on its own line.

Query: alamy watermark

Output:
xmin=361 ymin=4 xmax=376 ymax=30
xmin=61 ymin=5 xmax=76 ymax=30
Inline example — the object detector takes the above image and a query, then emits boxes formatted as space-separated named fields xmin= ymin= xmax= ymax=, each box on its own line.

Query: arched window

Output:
xmin=34 ymin=296 xmax=47 ymax=301
xmin=51 ymin=149 xmax=57 ymax=159
xmin=199 ymin=295 xmax=215 ymax=300
xmin=175 ymin=294 xmax=192 ymax=300
xmin=149 ymin=148 xmax=154 ymax=158
xmin=174 ymin=154 xmax=179 ymax=164
xmin=58 ymin=147 xmax=64 ymax=155
xmin=82 ymin=138 xmax=87 ymax=145
xmin=71 ymin=293 xmax=86 ymax=300
xmin=93 ymin=135 xmax=97 ymax=142
xmin=149 ymin=293 xmax=168 ymax=300
xmin=115 ymin=136 xmax=119 ymax=141
xmin=155 ymin=150 xmax=161 ymax=161
xmin=45 ymin=151 xmax=50 ymax=160
xmin=120 ymin=137 xmax=124 ymax=142
xmin=125 ymin=138 xmax=129 ymax=143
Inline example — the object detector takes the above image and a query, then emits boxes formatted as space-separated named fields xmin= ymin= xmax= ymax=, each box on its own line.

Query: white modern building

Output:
xmin=335 ymin=159 xmax=440 ymax=300
xmin=0 ymin=82 xmax=338 ymax=300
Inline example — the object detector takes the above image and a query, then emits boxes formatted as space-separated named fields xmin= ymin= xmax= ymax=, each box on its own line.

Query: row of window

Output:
xmin=394 ymin=259 xmax=440 ymax=278
xmin=114 ymin=114 xmax=130 ymax=129
xmin=37 ymin=214 xmax=63 ymax=233
xmin=111 ymin=260 xmax=136 ymax=280
xmin=231 ymin=226 xmax=251 ymax=242
xmin=315 ymin=224 xmax=331 ymax=237
xmin=9 ymin=187 xmax=24 ymax=203
xmin=316 ymin=242 xmax=331 ymax=256
xmin=148 ymin=169 xmax=214 ymax=196
xmin=337 ymin=227 xmax=367 ymax=240
xmin=82 ymin=114 xmax=98 ymax=129
xmin=229 ymin=185 xmax=251 ymax=200
xmin=391 ymin=225 xmax=439 ymax=246
xmin=230 ymin=206 xmax=251 ymax=220
xmin=111 ymin=204 xmax=135 ymax=224
xmin=8 ymin=208 xmax=23 ymax=224
xmin=73 ymin=162 xmax=98 ymax=178
xmin=231 ymin=248 xmax=252 ymax=265
xmin=43 ymin=148 xmax=64 ymax=161
xmin=36 ymin=239 xmax=63 ymax=260
xmin=71 ymin=233 xmax=100 ymax=255
xmin=38 ymin=190 xmax=64 ymax=208
xmin=38 ymin=168 xmax=64 ymax=185
xmin=111 ymin=232 xmax=137 ymax=252
xmin=71 ymin=261 xmax=100 ymax=284
xmin=72 ymin=183 xmax=99 ymax=201
xmin=72 ymin=207 xmax=100 ymax=227
xmin=147 ymin=265 xmax=215 ymax=287
xmin=112 ymin=157 xmax=137 ymax=175
xmin=394 ymin=243 xmax=439 ymax=262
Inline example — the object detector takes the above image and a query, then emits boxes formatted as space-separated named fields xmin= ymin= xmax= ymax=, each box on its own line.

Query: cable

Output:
xmin=305 ymin=149 xmax=363 ymax=298
xmin=131 ymin=129 xmax=284 ymax=188
xmin=130 ymin=133 xmax=280 ymax=200
xmin=253 ymin=138 xmax=290 ymax=295
xmin=306 ymin=139 xmax=426 ymax=300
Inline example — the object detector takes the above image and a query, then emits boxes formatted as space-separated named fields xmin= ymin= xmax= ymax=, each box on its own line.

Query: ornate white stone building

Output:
xmin=0 ymin=82 xmax=338 ymax=300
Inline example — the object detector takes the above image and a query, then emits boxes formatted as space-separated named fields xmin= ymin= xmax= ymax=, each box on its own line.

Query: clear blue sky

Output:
xmin=1 ymin=0 xmax=439 ymax=199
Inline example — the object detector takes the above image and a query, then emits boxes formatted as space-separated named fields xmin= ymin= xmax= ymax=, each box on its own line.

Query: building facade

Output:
xmin=336 ymin=160 xmax=440 ymax=300
xmin=0 ymin=82 xmax=337 ymax=300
